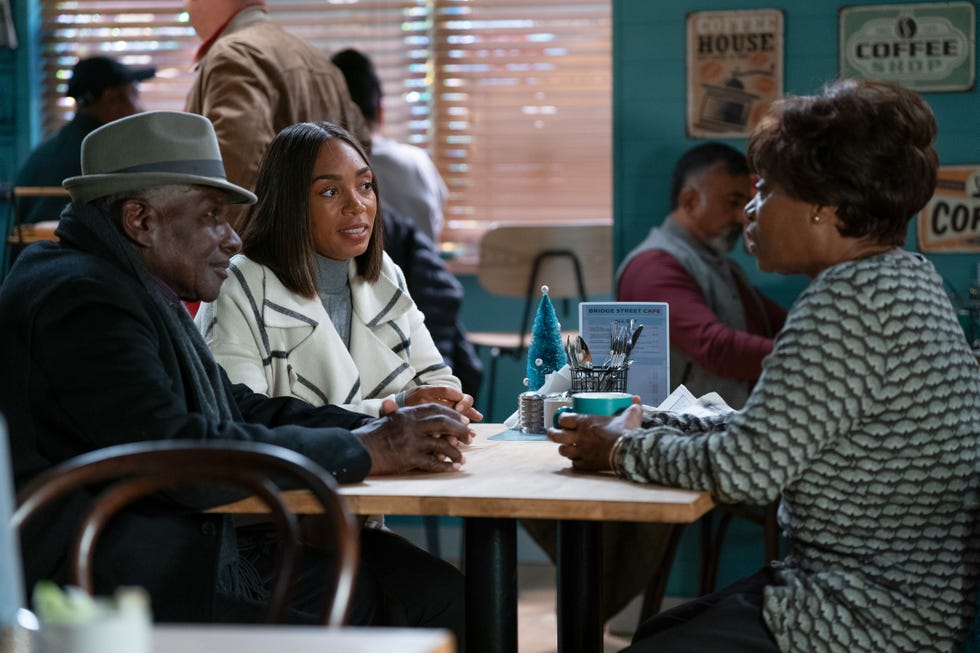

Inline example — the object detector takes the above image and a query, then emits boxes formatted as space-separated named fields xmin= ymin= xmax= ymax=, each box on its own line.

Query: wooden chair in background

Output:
xmin=467 ymin=222 xmax=613 ymax=419
xmin=2 ymin=186 xmax=67 ymax=278
xmin=12 ymin=440 xmax=360 ymax=626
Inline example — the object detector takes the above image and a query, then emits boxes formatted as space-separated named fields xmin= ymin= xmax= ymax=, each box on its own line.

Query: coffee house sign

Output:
xmin=686 ymin=9 xmax=784 ymax=138
xmin=840 ymin=2 xmax=975 ymax=92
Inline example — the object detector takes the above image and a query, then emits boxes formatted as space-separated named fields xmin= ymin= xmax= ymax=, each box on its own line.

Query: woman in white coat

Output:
xmin=196 ymin=121 xmax=482 ymax=422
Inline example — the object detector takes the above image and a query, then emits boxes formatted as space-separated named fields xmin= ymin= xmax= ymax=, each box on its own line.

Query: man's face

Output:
xmin=685 ymin=162 xmax=752 ymax=253
xmin=136 ymin=186 xmax=242 ymax=302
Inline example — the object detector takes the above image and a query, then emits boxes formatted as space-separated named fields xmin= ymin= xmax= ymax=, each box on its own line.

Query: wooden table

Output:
xmin=219 ymin=424 xmax=714 ymax=653
xmin=154 ymin=624 xmax=454 ymax=653
xmin=6 ymin=220 xmax=59 ymax=244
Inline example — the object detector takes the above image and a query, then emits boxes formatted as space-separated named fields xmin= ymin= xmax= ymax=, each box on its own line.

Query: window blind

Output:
xmin=38 ymin=0 xmax=611 ymax=252
xmin=431 ymin=0 xmax=612 ymax=253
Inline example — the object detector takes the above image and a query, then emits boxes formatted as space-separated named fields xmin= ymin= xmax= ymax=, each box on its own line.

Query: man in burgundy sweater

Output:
xmin=617 ymin=143 xmax=786 ymax=408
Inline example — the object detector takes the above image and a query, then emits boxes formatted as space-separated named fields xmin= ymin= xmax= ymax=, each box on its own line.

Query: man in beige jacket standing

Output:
xmin=184 ymin=0 xmax=368 ymax=223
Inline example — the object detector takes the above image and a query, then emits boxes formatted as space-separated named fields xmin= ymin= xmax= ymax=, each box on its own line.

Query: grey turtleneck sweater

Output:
xmin=315 ymin=255 xmax=352 ymax=348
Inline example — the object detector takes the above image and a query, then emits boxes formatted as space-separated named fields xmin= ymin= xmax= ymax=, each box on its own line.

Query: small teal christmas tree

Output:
xmin=525 ymin=285 xmax=568 ymax=391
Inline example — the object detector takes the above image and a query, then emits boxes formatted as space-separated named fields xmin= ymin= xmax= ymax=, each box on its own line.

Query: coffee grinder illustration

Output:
xmin=694 ymin=66 xmax=774 ymax=134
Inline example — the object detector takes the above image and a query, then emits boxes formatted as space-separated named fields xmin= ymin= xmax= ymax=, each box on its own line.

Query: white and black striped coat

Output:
xmin=196 ymin=252 xmax=459 ymax=417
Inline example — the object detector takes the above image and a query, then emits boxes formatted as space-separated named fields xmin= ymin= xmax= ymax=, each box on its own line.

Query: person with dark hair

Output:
xmin=331 ymin=48 xmax=448 ymax=242
xmin=550 ymin=79 xmax=980 ymax=652
xmin=15 ymin=56 xmax=155 ymax=222
xmin=616 ymin=142 xmax=786 ymax=408
xmin=0 ymin=111 xmax=470 ymax=634
xmin=196 ymin=121 xmax=481 ymax=422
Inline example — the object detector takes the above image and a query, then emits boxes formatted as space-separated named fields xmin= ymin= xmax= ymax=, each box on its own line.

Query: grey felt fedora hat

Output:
xmin=63 ymin=111 xmax=257 ymax=205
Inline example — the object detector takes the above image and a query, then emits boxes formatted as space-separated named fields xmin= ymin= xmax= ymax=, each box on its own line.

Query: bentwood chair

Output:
xmin=12 ymin=440 xmax=360 ymax=626
xmin=467 ymin=222 xmax=612 ymax=419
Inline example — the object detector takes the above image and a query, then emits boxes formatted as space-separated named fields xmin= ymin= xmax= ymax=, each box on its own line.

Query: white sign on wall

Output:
xmin=918 ymin=165 xmax=980 ymax=253
xmin=840 ymin=2 xmax=975 ymax=92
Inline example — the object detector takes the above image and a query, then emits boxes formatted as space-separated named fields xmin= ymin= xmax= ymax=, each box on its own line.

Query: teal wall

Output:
xmin=613 ymin=0 xmax=980 ymax=310
xmin=1 ymin=0 xmax=39 ymax=178
xmin=1 ymin=0 xmax=40 ymax=274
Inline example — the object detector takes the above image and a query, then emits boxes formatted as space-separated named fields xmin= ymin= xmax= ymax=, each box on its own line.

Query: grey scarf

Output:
xmin=62 ymin=202 xmax=237 ymax=423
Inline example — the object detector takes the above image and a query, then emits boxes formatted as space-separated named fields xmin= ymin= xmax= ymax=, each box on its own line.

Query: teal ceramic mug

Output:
xmin=552 ymin=391 xmax=634 ymax=427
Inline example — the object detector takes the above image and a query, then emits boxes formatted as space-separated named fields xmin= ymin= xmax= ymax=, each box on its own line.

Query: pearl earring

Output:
xmin=811 ymin=215 xmax=821 ymax=224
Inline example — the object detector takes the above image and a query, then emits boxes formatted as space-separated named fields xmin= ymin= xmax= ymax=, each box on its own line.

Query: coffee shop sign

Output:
xmin=840 ymin=2 xmax=975 ymax=92
xmin=918 ymin=166 xmax=980 ymax=254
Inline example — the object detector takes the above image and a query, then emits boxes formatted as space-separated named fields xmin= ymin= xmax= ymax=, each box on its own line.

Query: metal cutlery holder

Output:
xmin=571 ymin=365 xmax=628 ymax=393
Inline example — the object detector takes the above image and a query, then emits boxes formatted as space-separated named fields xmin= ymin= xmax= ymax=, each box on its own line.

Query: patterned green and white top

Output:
xmin=616 ymin=250 xmax=980 ymax=652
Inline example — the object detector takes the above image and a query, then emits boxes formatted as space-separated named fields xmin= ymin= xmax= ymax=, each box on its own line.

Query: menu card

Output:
xmin=578 ymin=302 xmax=670 ymax=405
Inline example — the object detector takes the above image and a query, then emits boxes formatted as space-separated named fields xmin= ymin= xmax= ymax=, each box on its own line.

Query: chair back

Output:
xmin=12 ymin=440 xmax=359 ymax=626
xmin=477 ymin=222 xmax=612 ymax=344
xmin=0 ymin=416 xmax=25 ymax=626
xmin=477 ymin=222 xmax=611 ymax=298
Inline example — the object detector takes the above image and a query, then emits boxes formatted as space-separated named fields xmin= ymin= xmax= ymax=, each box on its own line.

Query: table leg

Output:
xmin=557 ymin=520 xmax=602 ymax=653
xmin=464 ymin=517 xmax=517 ymax=653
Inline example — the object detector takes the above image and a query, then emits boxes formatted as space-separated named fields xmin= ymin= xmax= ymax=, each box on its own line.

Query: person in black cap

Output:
xmin=14 ymin=55 xmax=155 ymax=223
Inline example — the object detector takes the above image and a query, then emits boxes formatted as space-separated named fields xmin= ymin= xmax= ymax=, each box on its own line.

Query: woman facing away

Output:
xmin=549 ymin=79 xmax=979 ymax=653
xmin=196 ymin=121 xmax=482 ymax=423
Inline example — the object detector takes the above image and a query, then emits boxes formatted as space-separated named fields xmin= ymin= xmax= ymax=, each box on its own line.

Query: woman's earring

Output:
xmin=811 ymin=215 xmax=821 ymax=224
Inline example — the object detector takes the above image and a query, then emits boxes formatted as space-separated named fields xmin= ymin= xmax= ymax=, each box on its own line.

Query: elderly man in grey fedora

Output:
xmin=0 ymin=111 xmax=467 ymax=633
